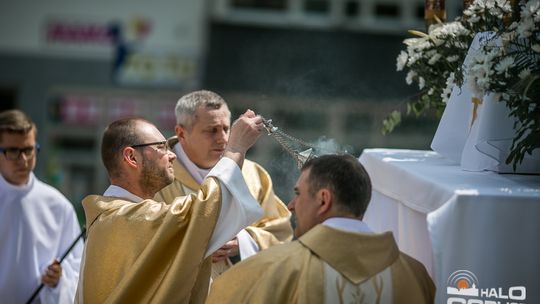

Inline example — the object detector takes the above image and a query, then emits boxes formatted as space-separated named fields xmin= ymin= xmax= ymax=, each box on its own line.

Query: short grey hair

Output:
xmin=175 ymin=90 xmax=230 ymax=129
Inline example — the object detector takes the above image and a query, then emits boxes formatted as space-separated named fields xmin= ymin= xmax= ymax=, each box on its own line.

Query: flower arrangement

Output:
xmin=388 ymin=0 xmax=539 ymax=168
xmin=466 ymin=0 xmax=539 ymax=166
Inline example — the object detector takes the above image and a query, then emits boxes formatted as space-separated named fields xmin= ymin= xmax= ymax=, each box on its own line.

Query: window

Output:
xmin=304 ymin=0 xmax=329 ymax=14
xmin=374 ymin=3 xmax=400 ymax=18
xmin=345 ymin=1 xmax=360 ymax=18
xmin=212 ymin=0 xmax=462 ymax=32
xmin=232 ymin=0 xmax=287 ymax=10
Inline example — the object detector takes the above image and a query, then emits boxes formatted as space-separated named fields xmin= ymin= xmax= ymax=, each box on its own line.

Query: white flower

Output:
xmin=519 ymin=68 xmax=531 ymax=79
xmin=447 ymin=55 xmax=460 ymax=62
xmin=441 ymin=72 xmax=455 ymax=103
xmin=468 ymin=15 xmax=481 ymax=23
xmin=532 ymin=44 xmax=540 ymax=53
xmin=522 ymin=0 xmax=540 ymax=20
xmin=406 ymin=71 xmax=416 ymax=85
xmin=495 ymin=56 xmax=514 ymax=74
xmin=517 ymin=18 xmax=535 ymax=38
xmin=407 ymin=49 xmax=423 ymax=64
xmin=396 ymin=51 xmax=408 ymax=71
xmin=418 ymin=77 xmax=426 ymax=89
xmin=428 ymin=53 xmax=442 ymax=65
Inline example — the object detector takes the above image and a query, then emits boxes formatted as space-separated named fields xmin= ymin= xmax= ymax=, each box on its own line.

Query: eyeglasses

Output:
xmin=0 ymin=144 xmax=40 ymax=161
xmin=130 ymin=140 xmax=170 ymax=154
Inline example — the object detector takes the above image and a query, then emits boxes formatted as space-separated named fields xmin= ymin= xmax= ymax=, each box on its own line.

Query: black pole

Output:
xmin=25 ymin=227 xmax=86 ymax=304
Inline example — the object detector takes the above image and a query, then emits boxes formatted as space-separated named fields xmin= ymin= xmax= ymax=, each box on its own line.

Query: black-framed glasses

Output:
xmin=130 ymin=140 xmax=170 ymax=154
xmin=0 ymin=144 xmax=40 ymax=161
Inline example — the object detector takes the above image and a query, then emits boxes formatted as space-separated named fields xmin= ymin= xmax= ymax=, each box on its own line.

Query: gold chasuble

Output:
xmin=76 ymin=178 xmax=222 ymax=304
xmin=155 ymin=159 xmax=293 ymax=275
xmin=207 ymin=225 xmax=435 ymax=304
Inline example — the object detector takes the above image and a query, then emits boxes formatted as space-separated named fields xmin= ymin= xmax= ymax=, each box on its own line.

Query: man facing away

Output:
xmin=207 ymin=154 xmax=436 ymax=304
xmin=75 ymin=110 xmax=265 ymax=303
xmin=0 ymin=109 xmax=83 ymax=303
xmin=155 ymin=90 xmax=292 ymax=277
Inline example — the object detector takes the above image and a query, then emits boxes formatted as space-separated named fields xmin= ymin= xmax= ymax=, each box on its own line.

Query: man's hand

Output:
xmin=224 ymin=109 xmax=263 ymax=167
xmin=41 ymin=260 xmax=62 ymax=288
xmin=212 ymin=238 xmax=240 ymax=263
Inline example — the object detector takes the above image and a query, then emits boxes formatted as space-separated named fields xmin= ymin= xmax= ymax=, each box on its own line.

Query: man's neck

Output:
xmin=175 ymin=143 xmax=213 ymax=184
xmin=104 ymin=184 xmax=145 ymax=203
xmin=109 ymin=179 xmax=153 ymax=200
xmin=0 ymin=172 xmax=33 ymax=189
xmin=322 ymin=217 xmax=372 ymax=234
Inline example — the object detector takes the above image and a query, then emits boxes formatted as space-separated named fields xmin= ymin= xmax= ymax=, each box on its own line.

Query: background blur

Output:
xmin=0 ymin=0 xmax=463 ymax=224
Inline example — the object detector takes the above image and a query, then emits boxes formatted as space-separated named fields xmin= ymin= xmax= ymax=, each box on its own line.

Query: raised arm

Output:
xmin=222 ymin=109 xmax=264 ymax=168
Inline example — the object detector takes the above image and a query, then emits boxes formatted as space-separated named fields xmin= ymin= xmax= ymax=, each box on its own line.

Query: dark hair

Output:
xmin=0 ymin=110 xmax=37 ymax=140
xmin=101 ymin=117 xmax=148 ymax=179
xmin=301 ymin=154 xmax=372 ymax=217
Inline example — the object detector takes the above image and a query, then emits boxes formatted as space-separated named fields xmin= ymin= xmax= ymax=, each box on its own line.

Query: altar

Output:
xmin=359 ymin=148 xmax=540 ymax=303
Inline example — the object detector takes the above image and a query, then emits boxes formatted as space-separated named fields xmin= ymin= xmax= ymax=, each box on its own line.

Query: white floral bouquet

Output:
xmin=389 ymin=0 xmax=538 ymax=168
xmin=385 ymin=20 xmax=477 ymax=134
xmin=466 ymin=0 xmax=539 ymax=167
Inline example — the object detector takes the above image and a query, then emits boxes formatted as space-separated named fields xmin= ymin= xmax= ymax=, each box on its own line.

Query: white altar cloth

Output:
xmin=359 ymin=148 xmax=540 ymax=303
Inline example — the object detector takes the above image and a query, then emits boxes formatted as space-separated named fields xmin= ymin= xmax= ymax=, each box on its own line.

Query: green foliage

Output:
xmin=382 ymin=110 xmax=401 ymax=135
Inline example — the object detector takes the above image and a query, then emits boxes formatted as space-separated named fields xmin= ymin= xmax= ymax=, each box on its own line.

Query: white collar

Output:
xmin=322 ymin=217 xmax=373 ymax=234
xmin=103 ymin=185 xmax=144 ymax=203
xmin=174 ymin=142 xmax=211 ymax=184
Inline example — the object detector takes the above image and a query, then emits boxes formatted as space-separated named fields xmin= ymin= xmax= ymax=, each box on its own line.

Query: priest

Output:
xmin=75 ymin=110 xmax=264 ymax=303
xmin=207 ymin=154 xmax=435 ymax=304
xmin=155 ymin=90 xmax=292 ymax=278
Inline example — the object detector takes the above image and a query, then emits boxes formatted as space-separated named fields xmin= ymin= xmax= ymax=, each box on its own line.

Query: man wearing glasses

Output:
xmin=0 ymin=109 xmax=83 ymax=303
xmin=76 ymin=111 xmax=264 ymax=303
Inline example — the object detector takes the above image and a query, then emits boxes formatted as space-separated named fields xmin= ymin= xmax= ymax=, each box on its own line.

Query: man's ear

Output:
xmin=122 ymin=147 xmax=139 ymax=169
xmin=317 ymin=188 xmax=333 ymax=216
xmin=175 ymin=124 xmax=186 ymax=142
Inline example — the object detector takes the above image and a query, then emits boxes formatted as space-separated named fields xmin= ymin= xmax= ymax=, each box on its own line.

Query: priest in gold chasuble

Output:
xmin=76 ymin=113 xmax=265 ymax=303
xmin=207 ymin=154 xmax=435 ymax=304
xmin=154 ymin=90 xmax=293 ymax=279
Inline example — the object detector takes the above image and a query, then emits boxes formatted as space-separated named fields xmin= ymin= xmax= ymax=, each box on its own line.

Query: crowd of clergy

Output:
xmin=0 ymin=90 xmax=435 ymax=303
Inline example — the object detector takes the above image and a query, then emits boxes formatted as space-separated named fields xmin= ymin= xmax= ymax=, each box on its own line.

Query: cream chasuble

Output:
xmin=207 ymin=224 xmax=435 ymax=304
xmin=76 ymin=158 xmax=263 ymax=303
xmin=155 ymin=153 xmax=293 ymax=277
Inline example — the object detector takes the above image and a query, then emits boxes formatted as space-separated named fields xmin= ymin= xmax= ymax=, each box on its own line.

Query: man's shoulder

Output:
xmin=239 ymin=240 xmax=306 ymax=266
xmin=82 ymin=195 xmax=138 ymax=210
xmin=397 ymin=251 xmax=430 ymax=274
xmin=82 ymin=195 xmax=158 ymax=227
